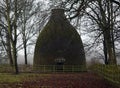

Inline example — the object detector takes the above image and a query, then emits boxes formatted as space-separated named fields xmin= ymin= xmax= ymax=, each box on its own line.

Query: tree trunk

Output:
xmin=12 ymin=44 xmax=19 ymax=74
xmin=24 ymin=40 xmax=27 ymax=65
xmin=5 ymin=0 xmax=13 ymax=66
xmin=111 ymin=29 xmax=117 ymax=64
xmin=13 ymin=0 xmax=19 ymax=74
xmin=6 ymin=33 xmax=13 ymax=65
xmin=23 ymin=7 xmax=28 ymax=65
xmin=7 ymin=45 xmax=13 ymax=65
xmin=105 ymin=28 xmax=116 ymax=64
xmin=103 ymin=39 xmax=108 ymax=65
xmin=105 ymin=1 xmax=116 ymax=64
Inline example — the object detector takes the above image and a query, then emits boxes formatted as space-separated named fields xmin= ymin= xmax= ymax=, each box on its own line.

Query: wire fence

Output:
xmin=0 ymin=64 xmax=87 ymax=73
xmin=33 ymin=65 xmax=86 ymax=73
xmin=91 ymin=64 xmax=120 ymax=84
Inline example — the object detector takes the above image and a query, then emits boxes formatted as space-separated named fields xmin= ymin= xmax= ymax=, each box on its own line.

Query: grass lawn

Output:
xmin=0 ymin=73 xmax=49 ymax=83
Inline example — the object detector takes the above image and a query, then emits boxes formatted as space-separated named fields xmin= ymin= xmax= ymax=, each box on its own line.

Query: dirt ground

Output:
xmin=0 ymin=72 xmax=119 ymax=88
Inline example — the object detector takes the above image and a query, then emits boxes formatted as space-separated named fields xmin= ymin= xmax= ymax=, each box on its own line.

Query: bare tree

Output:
xmin=0 ymin=0 xmax=29 ymax=74
xmin=84 ymin=0 xmax=120 ymax=64
xmin=110 ymin=0 xmax=120 ymax=6
xmin=18 ymin=0 xmax=39 ymax=65
xmin=0 ymin=0 xmax=49 ymax=68
xmin=17 ymin=0 xmax=49 ymax=65
xmin=6 ymin=0 xmax=19 ymax=74
xmin=0 ymin=1 xmax=13 ymax=65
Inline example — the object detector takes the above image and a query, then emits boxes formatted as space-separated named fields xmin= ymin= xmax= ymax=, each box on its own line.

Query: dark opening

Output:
xmin=55 ymin=62 xmax=64 ymax=71
xmin=55 ymin=57 xmax=65 ymax=72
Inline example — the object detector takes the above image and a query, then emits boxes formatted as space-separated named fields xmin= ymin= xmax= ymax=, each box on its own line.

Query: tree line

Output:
xmin=0 ymin=0 xmax=48 ymax=74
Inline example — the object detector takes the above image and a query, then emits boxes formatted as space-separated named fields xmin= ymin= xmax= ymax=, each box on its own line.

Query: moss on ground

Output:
xmin=0 ymin=73 xmax=50 ymax=83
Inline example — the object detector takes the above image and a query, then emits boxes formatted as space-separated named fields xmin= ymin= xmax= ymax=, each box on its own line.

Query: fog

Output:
xmin=17 ymin=54 xmax=33 ymax=65
xmin=17 ymin=54 xmax=120 ymax=65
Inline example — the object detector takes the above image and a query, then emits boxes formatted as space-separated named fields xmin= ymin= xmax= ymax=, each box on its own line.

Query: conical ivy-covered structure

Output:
xmin=34 ymin=9 xmax=86 ymax=71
